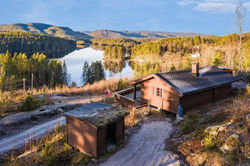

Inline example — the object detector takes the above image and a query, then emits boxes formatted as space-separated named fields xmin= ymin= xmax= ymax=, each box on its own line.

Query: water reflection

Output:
xmin=103 ymin=61 xmax=125 ymax=74
xmin=130 ymin=61 xmax=160 ymax=79
xmin=60 ymin=47 xmax=133 ymax=86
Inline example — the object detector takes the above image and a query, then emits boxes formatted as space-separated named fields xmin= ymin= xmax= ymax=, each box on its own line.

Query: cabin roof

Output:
xmin=63 ymin=102 xmax=129 ymax=127
xmin=133 ymin=66 xmax=239 ymax=96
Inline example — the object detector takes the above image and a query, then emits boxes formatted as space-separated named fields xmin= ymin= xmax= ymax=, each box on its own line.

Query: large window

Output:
xmin=156 ymin=88 xmax=162 ymax=97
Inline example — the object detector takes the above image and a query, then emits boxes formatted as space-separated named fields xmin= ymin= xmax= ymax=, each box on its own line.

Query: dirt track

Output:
xmin=0 ymin=95 xmax=104 ymax=155
xmin=100 ymin=120 xmax=181 ymax=166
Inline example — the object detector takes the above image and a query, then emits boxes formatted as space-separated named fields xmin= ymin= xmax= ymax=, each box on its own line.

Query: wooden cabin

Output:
xmin=63 ymin=102 xmax=129 ymax=157
xmin=131 ymin=63 xmax=239 ymax=114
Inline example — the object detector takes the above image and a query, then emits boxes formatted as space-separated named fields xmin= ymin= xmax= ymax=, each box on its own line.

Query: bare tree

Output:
xmin=235 ymin=1 xmax=247 ymax=71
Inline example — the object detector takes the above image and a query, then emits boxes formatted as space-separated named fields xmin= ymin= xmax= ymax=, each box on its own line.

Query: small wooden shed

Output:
xmin=63 ymin=102 xmax=129 ymax=157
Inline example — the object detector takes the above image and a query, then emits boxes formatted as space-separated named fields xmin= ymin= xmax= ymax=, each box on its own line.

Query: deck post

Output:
xmin=133 ymin=84 xmax=136 ymax=99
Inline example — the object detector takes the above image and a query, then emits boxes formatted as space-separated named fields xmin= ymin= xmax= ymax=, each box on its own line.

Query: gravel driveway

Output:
xmin=100 ymin=120 xmax=180 ymax=166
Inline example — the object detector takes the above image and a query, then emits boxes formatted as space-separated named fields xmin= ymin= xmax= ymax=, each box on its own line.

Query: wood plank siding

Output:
xmin=67 ymin=116 xmax=98 ymax=157
xmin=141 ymin=77 xmax=179 ymax=114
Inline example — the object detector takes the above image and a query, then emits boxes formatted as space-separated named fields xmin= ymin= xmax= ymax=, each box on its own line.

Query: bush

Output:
xmin=204 ymin=134 xmax=216 ymax=150
xmin=41 ymin=142 xmax=58 ymax=166
xmin=116 ymin=79 xmax=130 ymax=91
xmin=19 ymin=95 xmax=40 ymax=112
xmin=181 ymin=114 xmax=199 ymax=134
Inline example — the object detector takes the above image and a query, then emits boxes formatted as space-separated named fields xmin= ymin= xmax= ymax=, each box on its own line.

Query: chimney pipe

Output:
xmin=192 ymin=62 xmax=199 ymax=77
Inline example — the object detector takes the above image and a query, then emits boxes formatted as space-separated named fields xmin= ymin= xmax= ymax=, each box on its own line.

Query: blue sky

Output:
xmin=0 ymin=0 xmax=250 ymax=35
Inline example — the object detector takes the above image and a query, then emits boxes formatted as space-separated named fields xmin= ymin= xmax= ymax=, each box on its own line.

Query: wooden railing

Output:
xmin=114 ymin=87 xmax=140 ymax=108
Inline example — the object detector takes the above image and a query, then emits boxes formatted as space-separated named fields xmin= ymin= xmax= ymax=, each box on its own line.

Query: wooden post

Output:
xmin=133 ymin=84 xmax=136 ymax=99
xmin=23 ymin=78 xmax=26 ymax=91
xmin=31 ymin=73 xmax=34 ymax=90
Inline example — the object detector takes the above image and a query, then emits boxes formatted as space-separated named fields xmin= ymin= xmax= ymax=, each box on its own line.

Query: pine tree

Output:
xmin=62 ymin=60 xmax=69 ymax=85
xmin=82 ymin=61 xmax=89 ymax=84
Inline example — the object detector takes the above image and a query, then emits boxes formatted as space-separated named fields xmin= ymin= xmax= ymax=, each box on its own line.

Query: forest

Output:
xmin=0 ymin=31 xmax=76 ymax=58
xmin=130 ymin=34 xmax=250 ymax=72
xmin=92 ymin=34 xmax=250 ymax=77
xmin=0 ymin=51 xmax=69 ymax=91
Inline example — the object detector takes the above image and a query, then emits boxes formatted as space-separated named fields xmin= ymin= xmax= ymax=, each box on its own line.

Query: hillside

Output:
xmin=88 ymin=30 xmax=200 ymax=38
xmin=0 ymin=31 xmax=76 ymax=58
xmin=0 ymin=23 xmax=91 ymax=40
xmin=0 ymin=23 xmax=201 ymax=40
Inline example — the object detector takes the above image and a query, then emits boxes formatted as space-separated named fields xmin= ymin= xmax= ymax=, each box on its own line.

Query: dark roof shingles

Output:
xmin=156 ymin=66 xmax=238 ymax=95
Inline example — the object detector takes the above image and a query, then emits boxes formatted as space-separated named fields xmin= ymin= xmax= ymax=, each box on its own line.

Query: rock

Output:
xmin=186 ymin=152 xmax=228 ymax=166
xmin=91 ymin=158 xmax=97 ymax=163
xmin=56 ymin=108 xmax=64 ymax=114
xmin=220 ymin=134 xmax=240 ymax=154
xmin=204 ymin=123 xmax=231 ymax=137
xmin=246 ymin=114 xmax=250 ymax=124
xmin=165 ymin=118 xmax=172 ymax=123
xmin=143 ymin=111 xmax=150 ymax=116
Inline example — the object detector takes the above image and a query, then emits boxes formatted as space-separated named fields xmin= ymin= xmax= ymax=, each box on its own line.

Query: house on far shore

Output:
xmin=116 ymin=62 xmax=239 ymax=115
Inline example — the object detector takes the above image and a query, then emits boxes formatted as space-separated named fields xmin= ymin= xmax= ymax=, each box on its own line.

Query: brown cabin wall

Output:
xmin=67 ymin=116 xmax=98 ymax=157
xmin=97 ymin=127 xmax=107 ymax=156
xmin=115 ymin=118 xmax=124 ymax=145
xmin=180 ymin=89 xmax=213 ymax=110
xmin=213 ymin=84 xmax=232 ymax=102
xmin=141 ymin=77 xmax=179 ymax=114
xmin=180 ymin=84 xmax=232 ymax=110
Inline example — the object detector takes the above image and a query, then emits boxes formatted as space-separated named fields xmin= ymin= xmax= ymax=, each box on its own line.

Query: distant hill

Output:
xmin=0 ymin=23 xmax=91 ymax=40
xmin=0 ymin=23 xmax=202 ymax=40
xmin=88 ymin=30 xmax=200 ymax=38
xmin=0 ymin=31 xmax=76 ymax=58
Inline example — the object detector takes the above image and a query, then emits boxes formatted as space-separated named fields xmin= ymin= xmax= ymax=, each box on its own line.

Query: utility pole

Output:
xmin=23 ymin=78 xmax=26 ymax=91
xmin=31 ymin=73 xmax=34 ymax=90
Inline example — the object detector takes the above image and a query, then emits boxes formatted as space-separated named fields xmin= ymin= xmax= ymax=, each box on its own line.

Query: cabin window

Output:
xmin=156 ymin=88 xmax=162 ymax=97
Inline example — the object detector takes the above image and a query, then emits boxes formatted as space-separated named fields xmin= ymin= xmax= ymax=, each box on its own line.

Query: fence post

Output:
xmin=31 ymin=73 xmax=34 ymax=90
xmin=23 ymin=78 xmax=26 ymax=92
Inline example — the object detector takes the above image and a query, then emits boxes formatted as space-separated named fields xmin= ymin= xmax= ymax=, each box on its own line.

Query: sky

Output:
xmin=0 ymin=0 xmax=250 ymax=35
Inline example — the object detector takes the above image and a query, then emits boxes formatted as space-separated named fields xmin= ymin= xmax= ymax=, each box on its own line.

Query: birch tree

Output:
xmin=235 ymin=1 xmax=247 ymax=71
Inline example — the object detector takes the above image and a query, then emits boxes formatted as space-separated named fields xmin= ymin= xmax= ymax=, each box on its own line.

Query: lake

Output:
xmin=60 ymin=47 xmax=133 ymax=86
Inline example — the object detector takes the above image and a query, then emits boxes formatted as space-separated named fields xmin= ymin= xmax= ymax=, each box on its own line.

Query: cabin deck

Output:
xmin=114 ymin=88 xmax=147 ymax=109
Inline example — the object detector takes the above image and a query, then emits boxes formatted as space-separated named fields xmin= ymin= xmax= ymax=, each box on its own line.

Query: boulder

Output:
xmin=220 ymin=134 xmax=240 ymax=154
xmin=186 ymin=152 xmax=228 ymax=166
xmin=204 ymin=123 xmax=232 ymax=137
xmin=246 ymin=114 xmax=250 ymax=124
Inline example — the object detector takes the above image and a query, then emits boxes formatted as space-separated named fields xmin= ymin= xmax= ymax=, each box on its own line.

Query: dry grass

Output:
xmin=2 ymin=124 xmax=91 ymax=166
xmin=125 ymin=108 xmax=142 ymax=128
xmin=32 ymin=77 xmax=131 ymax=95
xmin=0 ymin=78 xmax=131 ymax=117
xmin=173 ymin=86 xmax=250 ymax=165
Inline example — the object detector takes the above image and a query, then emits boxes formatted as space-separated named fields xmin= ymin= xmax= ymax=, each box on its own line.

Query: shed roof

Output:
xmin=133 ymin=66 xmax=239 ymax=96
xmin=63 ymin=102 xmax=129 ymax=127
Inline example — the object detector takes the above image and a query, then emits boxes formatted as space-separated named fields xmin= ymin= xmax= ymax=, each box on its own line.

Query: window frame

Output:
xmin=156 ymin=87 xmax=162 ymax=97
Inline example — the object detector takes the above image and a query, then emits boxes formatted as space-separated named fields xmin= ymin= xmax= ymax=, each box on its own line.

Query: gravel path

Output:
xmin=100 ymin=121 xmax=180 ymax=166
xmin=0 ymin=117 xmax=65 ymax=154
xmin=0 ymin=95 xmax=104 ymax=155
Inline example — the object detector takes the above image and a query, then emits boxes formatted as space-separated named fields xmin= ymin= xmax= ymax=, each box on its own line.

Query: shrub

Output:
xmin=182 ymin=119 xmax=192 ymax=134
xmin=181 ymin=115 xmax=199 ymax=134
xmin=41 ymin=143 xmax=58 ymax=166
xmin=204 ymin=134 xmax=216 ymax=150
xmin=116 ymin=79 xmax=130 ymax=91
xmin=19 ymin=95 xmax=40 ymax=112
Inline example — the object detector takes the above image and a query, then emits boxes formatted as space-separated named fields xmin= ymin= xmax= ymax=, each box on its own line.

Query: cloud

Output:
xmin=177 ymin=0 xmax=250 ymax=13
